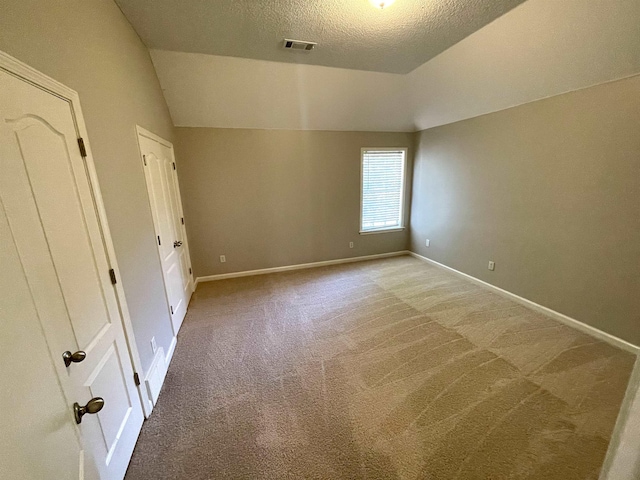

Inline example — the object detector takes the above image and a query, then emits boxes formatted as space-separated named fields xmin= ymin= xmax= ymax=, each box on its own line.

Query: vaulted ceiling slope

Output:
xmin=114 ymin=0 xmax=527 ymax=74
xmin=149 ymin=0 xmax=640 ymax=132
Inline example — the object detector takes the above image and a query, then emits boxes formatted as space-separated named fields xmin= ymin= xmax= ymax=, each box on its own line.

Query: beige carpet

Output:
xmin=125 ymin=256 xmax=635 ymax=479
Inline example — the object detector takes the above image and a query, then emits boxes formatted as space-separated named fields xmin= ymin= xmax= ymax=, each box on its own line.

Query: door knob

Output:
xmin=74 ymin=397 xmax=104 ymax=424
xmin=62 ymin=350 xmax=86 ymax=368
xmin=173 ymin=240 xmax=183 ymax=248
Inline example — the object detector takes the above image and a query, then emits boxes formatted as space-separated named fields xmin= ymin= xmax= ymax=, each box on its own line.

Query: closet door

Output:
xmin=138 ymin=129 xmax=193 ymax=333
xmin=0 ymin=61 xmax=143 ymax=480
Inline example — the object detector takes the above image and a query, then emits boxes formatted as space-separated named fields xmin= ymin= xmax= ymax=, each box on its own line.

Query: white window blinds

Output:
xmin=360 ymin=149 xmax=406 ymax=233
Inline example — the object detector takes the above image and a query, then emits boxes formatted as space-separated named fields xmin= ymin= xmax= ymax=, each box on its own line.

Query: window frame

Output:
xmin=359 ymin=147 xmax=408 ymax=235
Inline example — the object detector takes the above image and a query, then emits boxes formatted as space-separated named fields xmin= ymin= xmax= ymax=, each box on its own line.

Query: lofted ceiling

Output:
xmin=115 ymin=0 xmax=527 ymax=74
xmin=149 ymin=0 xmax=640 ymax=132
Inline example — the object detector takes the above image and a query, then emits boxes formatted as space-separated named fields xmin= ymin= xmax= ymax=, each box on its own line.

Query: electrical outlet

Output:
xmin=219 ymin=255 xmax=226 ymax=263
xmin=349 ymin=241 xmax=354 ymax=249
xmin=426 ymin=239 xmax=430 ymax=247
xmin=488 ymin=261 xmax=495 ymax=271
xmin=150 ymin=337 xmax=157 ymax=354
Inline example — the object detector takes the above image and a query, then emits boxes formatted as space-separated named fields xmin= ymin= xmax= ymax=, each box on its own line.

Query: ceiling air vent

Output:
xmin=283 ymin=39 xmax=317 ymax=51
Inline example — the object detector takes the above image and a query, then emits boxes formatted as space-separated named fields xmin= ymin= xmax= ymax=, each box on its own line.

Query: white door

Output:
xmin=0 ymin=67 xmax=143 ymax=479
xmin=137 ymin=130 xmax=193 ymax=333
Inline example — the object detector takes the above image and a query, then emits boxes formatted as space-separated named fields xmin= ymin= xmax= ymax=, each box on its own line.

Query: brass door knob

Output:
xmin=62 ymin=350 xmax=86 ymax=368
xmin=173 ymin=240 xmax=183 ymax=248
xmin=74 ymin=397 xmax=104 ymax=424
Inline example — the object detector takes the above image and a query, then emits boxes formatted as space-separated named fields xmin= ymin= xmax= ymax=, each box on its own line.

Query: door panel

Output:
xmin=12 ymin=116 xmax=110 ymax=346
xmin=144 ymin=146 xmax=185 ymax=323
xmin=87 ymin=343 xmax=133 ymax=461
xmin=161 ymin=143 xmax=194 ymax=304
xmin=0 ymin=201 xmax=86 ymax=480
xmin=138 ymin=133 xmax=192 ymax=332
xmin=147 ymin=151 xmax=175 ymax=263
xmin=0 ymin=68 xmax=143 ymax=479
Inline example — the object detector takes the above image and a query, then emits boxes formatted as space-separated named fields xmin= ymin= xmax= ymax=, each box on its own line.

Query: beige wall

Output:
xmin=410 ymin=75 xmax=640 ymax=345
xmin=0 ymin=0 xmax=176 ymax=372
xmin=174 ymin=128 xmax=413 ymax=277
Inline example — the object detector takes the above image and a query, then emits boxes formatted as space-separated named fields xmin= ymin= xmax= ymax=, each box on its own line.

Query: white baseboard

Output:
xmin=165 ymin=336 xmax=177 ymax=366
xmin=144 ymin=336 xmax=178 ymax=414
xmin=408 ymin=252 xmax=639 ymax=355
xmin=144 ymin=347 xmax=166 ymax=412
xmin=196 ymin=251 xmax=410 ymax=284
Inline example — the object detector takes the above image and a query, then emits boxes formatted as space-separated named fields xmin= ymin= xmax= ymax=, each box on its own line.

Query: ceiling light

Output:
xmin=370 ymin=0 xmax=396 ymax=9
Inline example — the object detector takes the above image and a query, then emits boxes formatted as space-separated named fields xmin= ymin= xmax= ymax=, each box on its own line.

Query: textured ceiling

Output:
xmin=115 ymin=0 xmax=527 ymax=74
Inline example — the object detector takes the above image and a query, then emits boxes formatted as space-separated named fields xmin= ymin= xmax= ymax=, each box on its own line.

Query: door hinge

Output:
xmin=133 ymin=372 xmax=141 ymax=386
xmin=157 ymin=235 xmax=161 ymax=246
xmin=170 ymin=305 xmax=174 ymax=315
xmin=181 ymin=217 xmax=184 ymax=225
xmin=172 ymin=162 xmax=176 ymax=170
xmin=77 ymin=138 xmax=87 ymax=157
xmin=143 ymin=155 xmax=147 ymax=166
xmin=109 ymin=268 xmax=117 ymax=285
xmin=189 ymin=267 xmax=192 ymax=275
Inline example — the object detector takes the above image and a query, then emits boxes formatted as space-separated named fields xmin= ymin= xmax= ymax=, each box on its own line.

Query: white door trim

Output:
xmin=0 ymin=49 xmax=152 ymax=417
xmin=601 ymin=356 xmax=640 ymax=479
xmin=136 ymin=125 xmax=172 ymax=149
xmin=135 ymin=125 xmax=194 ymax=337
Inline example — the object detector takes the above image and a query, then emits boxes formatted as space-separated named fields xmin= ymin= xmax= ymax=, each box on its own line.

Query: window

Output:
xmin=360 ymin=148 xmax=407 ymax=234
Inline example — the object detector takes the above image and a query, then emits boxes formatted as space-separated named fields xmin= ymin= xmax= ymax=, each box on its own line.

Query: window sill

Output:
xmin=359 ymin=227 xmax=405 ymax=235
